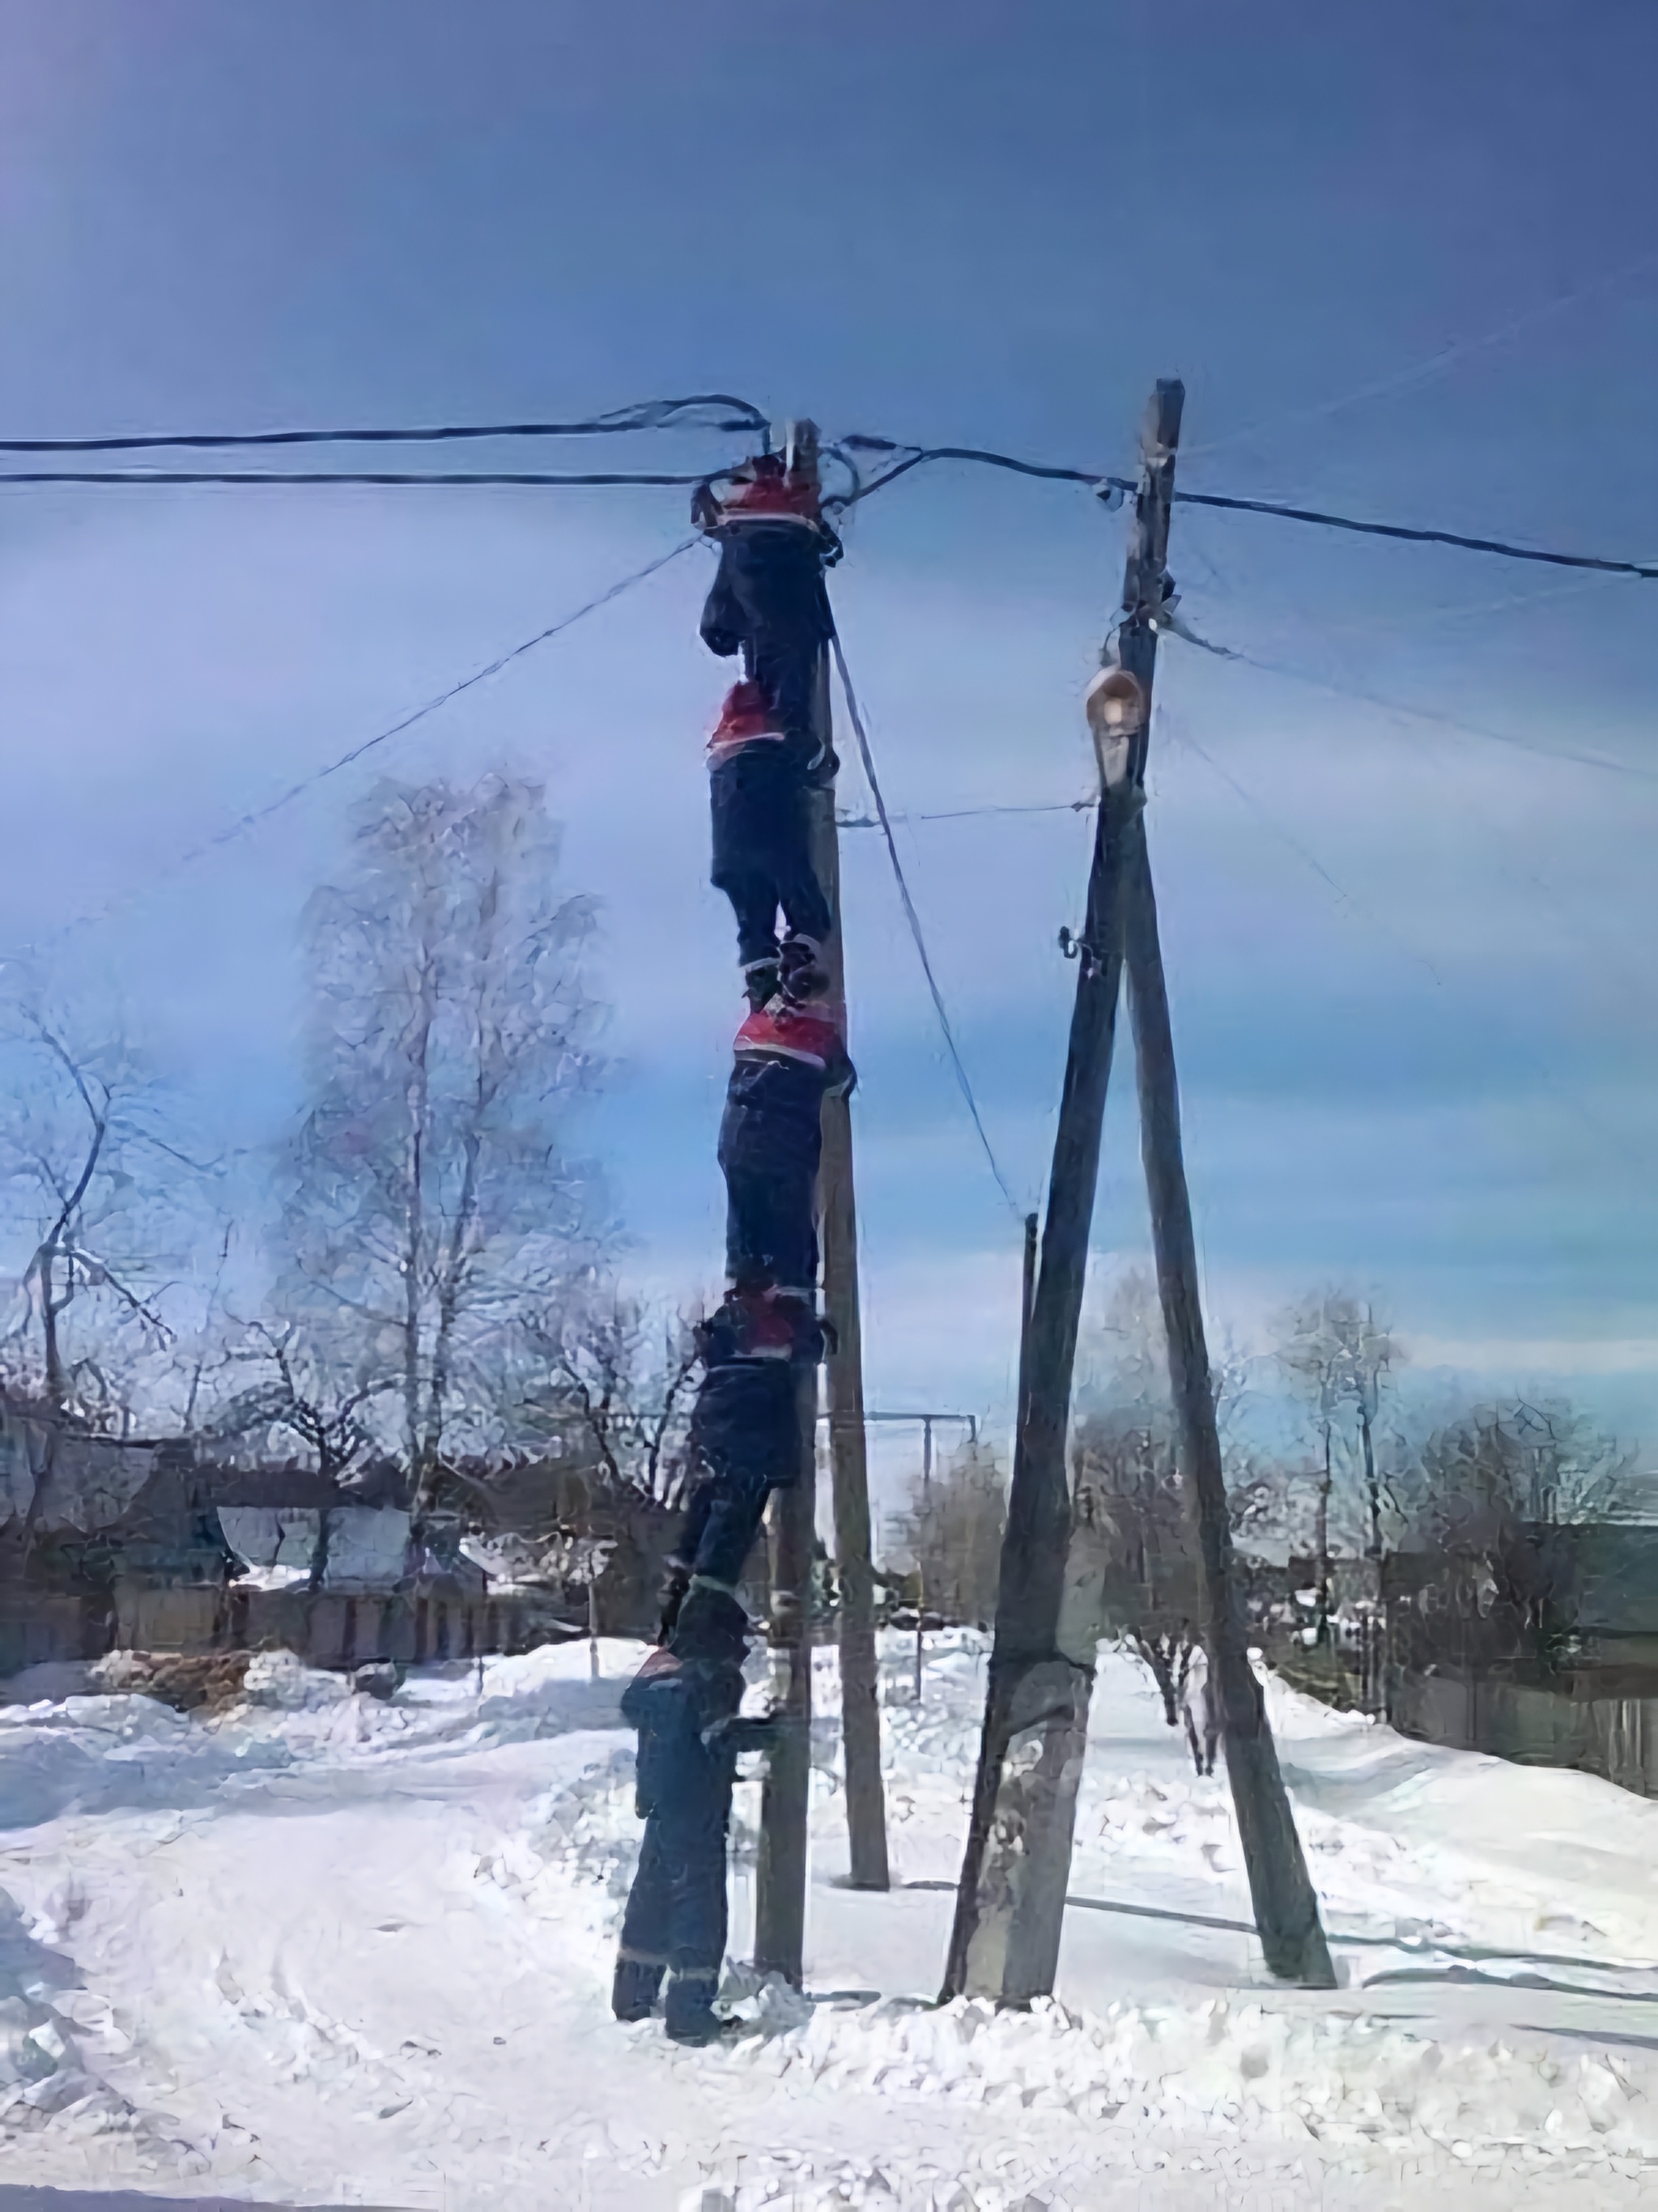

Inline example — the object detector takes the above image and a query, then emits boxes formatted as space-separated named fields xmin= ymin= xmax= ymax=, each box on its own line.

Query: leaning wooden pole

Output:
xmin=1122 ymin=834 xmax=1336 ymax=1987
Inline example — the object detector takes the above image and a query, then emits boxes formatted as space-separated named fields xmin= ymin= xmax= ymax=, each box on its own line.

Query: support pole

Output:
xmin=810 ymin=633 xmax=891 ymax=1891
xmin=1122 ymin=831 xmax=1336 ymax=1987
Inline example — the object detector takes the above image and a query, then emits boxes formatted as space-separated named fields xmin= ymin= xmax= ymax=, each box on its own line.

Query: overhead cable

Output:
xmin=829 ymin=634 xmax=1027 ymax=1222
xmin=1168 ymin=489 xmax=1658 ymax=581
xmin=0 ymin=393 xmax=767 ymax=455
xmin=840 ymin=436 xmax=1658 ymax=581
xmin=1208 ymin=641 xmax=1658 ymax=785
xmin=7 ymin=401 xmax=1656 ymax=581
xmin=30 ymin=537 xmax=698 ymax=954
xmin=0 ymin=469 xmax=720 ymax=488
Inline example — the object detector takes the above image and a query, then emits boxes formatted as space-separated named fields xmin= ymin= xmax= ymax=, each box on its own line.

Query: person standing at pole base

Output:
xmin=611 ymin=1585 xmax=789 ymax=2043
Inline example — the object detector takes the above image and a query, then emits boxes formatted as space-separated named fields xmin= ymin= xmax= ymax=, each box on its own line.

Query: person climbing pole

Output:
xmin=614 ymin=424 xmax=845 ymax=2042
xmin=657 ymin=1286 xmax=828 ymax=1642
xmin=705 ymin=678 xmax=835 ymax=1007
xmin=718 ymin=995 xmax=853 ymax=1308
xmin=697 ymin=441 xmax=840 ymax=1006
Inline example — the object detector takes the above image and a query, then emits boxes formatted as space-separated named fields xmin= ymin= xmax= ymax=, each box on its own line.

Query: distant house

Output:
xmin=1383 ymin=1521 xmax=1658 ymax=1797
xmin=0 ymin=1399 xmax=568 ymax=1678
xmin=0 ymin=1396 xmax=221 ymax=1674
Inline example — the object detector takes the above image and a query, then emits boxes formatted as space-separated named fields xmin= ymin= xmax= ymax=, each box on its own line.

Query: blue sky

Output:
xmin=1 ymin=2 xmax=1656 ymax=1497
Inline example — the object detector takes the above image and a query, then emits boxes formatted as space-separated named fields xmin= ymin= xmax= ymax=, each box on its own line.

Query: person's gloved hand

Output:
xmin=702 ymin=1712 xmax=803 ymax=1756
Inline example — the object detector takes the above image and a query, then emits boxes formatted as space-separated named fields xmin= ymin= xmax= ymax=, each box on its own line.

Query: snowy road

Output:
xmin=2 ymin=1635 xmax=1657 ymax=2209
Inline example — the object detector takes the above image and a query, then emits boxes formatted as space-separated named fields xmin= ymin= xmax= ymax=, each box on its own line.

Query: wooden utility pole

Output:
xmin=755 ymin=430 xmax=890 ymax=1969
xmin=946 ymin=379 xmax=1335 ymax=2003
xmin=1121 ymin=825 xmax=1337 ymax=1989
xmin=812 ymin=730 xmax=891 ymax=1892
xmin=940 ymin=423 xmax=1154 ymax=2000
xmin=753 ymin=1365 xmax=816 ymax=1983
xmin=1106 ymin=391 xmax=1332 ymax=1984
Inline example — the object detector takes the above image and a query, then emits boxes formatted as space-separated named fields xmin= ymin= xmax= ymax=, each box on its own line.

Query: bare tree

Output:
xmin=1274 ymin=1291 xmax=1401 ymax=1631
xmin=517 ymin=1287 xmax=701 ymax=1508
xmin=0 ymin=1000 xmax=202 ymax=1429
xmin=1393 ymin=1397 xmax=1634 ymax=1678
xmin=214 ymin=1321 xmax=387 ymax=1482
xmin=1072 ymin=1267 xmax=1274 ymax=1719
xmin=279 ymin=776 xmax=601 ymax=1509
xmin=1073 ymin=1406 xmax=1194 ymax=1721
xmin=891 ymin=1436 xmax=1007 ymax=1629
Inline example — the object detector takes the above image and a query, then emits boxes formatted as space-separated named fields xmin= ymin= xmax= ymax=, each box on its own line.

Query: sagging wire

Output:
xmin=25 ymin=536 xmax=699 ymax=957
xmin=838 ymin=434 xmax=1658 ymax=581
xmin=6 ymin=399 xmax=1655 ymax=585
xmin=829 ymin=634 xmax=1028 ymax=1223
xmin=1156 ymin=705 xmax=1444 ymax=989
xmin=0 ymin=393 xmax=769 ymax=455
xmin=0 ymin=470 xmax=725 ymax=489
xmin=1209 ymin=640 xmax=1658 ymax=786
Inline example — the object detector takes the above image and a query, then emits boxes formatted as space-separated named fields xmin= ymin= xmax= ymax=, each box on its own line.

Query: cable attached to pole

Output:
xmin=839 ymin=436 xmax=1658 ymax=581
xmin=829 ymin=634 xmax=1027 ymax=1222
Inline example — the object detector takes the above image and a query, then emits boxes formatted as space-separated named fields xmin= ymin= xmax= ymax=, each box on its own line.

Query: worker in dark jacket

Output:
xmin=697 ymin=453 xmax=839 ymax=749
xmin=698 ymin=452 xmax=840 ymax=1007
xmin=658 ymin=1288 xmax=831 ymax=1639
xmin=706 ymin=679 xmax=833 ymax=1006
xmin=718 ymin=997 xmax=853 ymax=1304
xmin=612 ymin=1586 xmax=784 ymax=2043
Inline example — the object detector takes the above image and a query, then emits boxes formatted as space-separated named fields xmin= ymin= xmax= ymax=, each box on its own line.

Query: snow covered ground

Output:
xmin=2 ymin=1631 xmax=1657 ymax=2209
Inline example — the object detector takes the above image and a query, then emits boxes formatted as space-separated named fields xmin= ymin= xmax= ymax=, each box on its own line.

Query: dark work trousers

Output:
xmin=681 ymin=1359 xmax=804 ymax=1585
xmin=618 ymin=1657 xmax=744 ymax=2034
xmin=718 ymin=1056 xmax=827 ymax=1293
xmin=672 ymin=1467 xmax=770 ymax=1590
xmin=699 ymin=525 xmax=835 ymax=749
xmin=617 ymin=1790 xmax=733 ymax=2027
xmin=710 ymin=747 xmax=833 ymax=968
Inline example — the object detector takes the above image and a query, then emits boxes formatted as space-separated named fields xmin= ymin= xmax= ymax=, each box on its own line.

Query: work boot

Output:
xmin=742 ymin=955 xmax=782 ymax=1010
xmin=663 ymin=1969 xmax=727 ymax=2044
xmin=611 ymin=1954 xmax=665 ymax=2023
xmin=779 ymin=934 xmax=830 ymax=1002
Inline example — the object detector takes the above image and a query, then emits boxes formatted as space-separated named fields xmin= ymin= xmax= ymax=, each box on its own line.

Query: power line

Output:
xmin=6 ymin=406 xmax=1656 ymax=585
xmin=840 ymin=435 xmax=1658 ymax=581
xmin=0 ymin=393 xmax=767 ymax=454
xmin=829 ymin=634 xmax=1027 ymax=1221
xmin=0 ymin=469 xmax=718 ymax=488
xmin=28 ymin=536 xmax=699 ymax=955
xmin=1211 ymin=642 xmax=1658 ymax=785
xmin=1158 ymin=708 xmax=1443 ymax=988
xmin=1171 ymin=489 xmax=1658 ymax=581
xmin=1181 ymin=247 xmax=1658 ymax=462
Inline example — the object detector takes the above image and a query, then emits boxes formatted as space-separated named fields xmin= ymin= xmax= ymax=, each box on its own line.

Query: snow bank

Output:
xmin=0 ymin=1690 xmax=295 ymax=1831
xmin=0 ymin=1879 xmax=207 ymax=2172
xmin=716 ymin=1988 xmax=1658 ymax=2166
